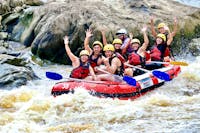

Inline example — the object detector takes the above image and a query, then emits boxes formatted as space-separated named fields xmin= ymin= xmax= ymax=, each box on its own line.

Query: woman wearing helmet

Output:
xmin=64 ymin=35 xmax=97 ymax=80
xmin=124 ymin=26 xmax=149 ymax=76
xmin=145 ymin=31 xmax=173 ymax=70
xmin=84 ymin=29 xmax=104 ymax=71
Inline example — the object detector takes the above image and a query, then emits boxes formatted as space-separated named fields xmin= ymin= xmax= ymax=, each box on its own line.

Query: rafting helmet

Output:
xmin=112 ymin=39 xmax=122 ymax=45
xmin=92 ymin=41 xmax=103 ymax=48
xmin=103 ymin=44 xmax=115 ymax=52
xmin=116 ymin=28 xmax=127 ymax=35
xmin=131 ymin=38 xmax=141 ymax=45
xmin=157 ymin=33 xmax=166 ymax=42
xmin=79 ymin=50 xmax=90 ymax=57
xmin=157 ymin=23 xmax=166 ymax=29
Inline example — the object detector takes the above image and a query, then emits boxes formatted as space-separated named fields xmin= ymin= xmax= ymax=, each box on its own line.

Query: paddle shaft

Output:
xmin=125 ymin=63 xmax=149 ymax=72
xmin=146 ymin=61 xmax=188 ymax=66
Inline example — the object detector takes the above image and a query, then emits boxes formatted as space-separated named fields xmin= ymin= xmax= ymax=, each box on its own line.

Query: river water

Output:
xmin=0 ymin=1 xmax=200 ymax=132
xmin=0 ymin=52 xmax=200 ymax=132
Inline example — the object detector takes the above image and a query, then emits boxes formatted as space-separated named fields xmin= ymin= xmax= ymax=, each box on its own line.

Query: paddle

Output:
xmin=146 ymin=61 xmax=188 ymax=66
xmin=125 ymin=63 xmax=170 ymax=81
xmin=96 ymin=67 xmax=137 ymax=86
xmin=46 ymin=71 xmax=136 ymax=86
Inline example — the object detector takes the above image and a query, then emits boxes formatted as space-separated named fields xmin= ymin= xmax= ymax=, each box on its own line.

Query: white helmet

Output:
xmin=116 ymin=28 xmax=127 ymax=35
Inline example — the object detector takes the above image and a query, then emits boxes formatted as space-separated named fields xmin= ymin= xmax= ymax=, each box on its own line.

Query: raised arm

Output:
xmin=141 ymin=25 xmax=149 ymax=50
xmin=101 ymin=29 xmax=107 ymax=45
xmin=164 ymin=26 xmax=173 ymax=46
xmin=121 ymin=37 xmax=131 ymax=55
xmin=171 ymin=17 xmax=178 ymax=37
xmin=63 ymin=36 xmax=79 ymax=64
xmin=84 ymin=29 xmax=93 ymax=54
xmin=150 ymin=16 xmax=157 ymax=38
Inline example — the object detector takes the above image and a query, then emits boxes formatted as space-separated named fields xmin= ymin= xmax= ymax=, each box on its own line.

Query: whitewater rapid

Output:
xmin=0 ymin=55 xmax=200 ymax=133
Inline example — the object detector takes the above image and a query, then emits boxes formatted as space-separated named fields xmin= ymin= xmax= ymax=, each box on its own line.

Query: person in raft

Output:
xmin=63 ymin=35 xmax=97 ymax=80
xmin=96 ymin=44 xmax=124 ymax=81
xmin=115 ymin=28 xmax=131 ymax=59
xmin=150 ymin=16 xmax=178 ymax=61
xmin=84 ymin=29 xmax=104 ymax=72
xmin=101 ymin=29 xmax=126 ymax=64
xmin=124 ymin=25 xmax=149 ymax=76
xmin=146 ymin=31 xmax=173 ymax=70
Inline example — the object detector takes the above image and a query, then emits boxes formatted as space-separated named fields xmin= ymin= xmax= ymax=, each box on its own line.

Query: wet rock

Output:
xmin=0 ymin=54 xmax=38 ymax=89
xmin=1 ymin=0 xmax=200 ymax=64
xmin=188 ymin=38 xmax=200 ymax=56
xmin=0 ymin=32 xmax=8 ymax=40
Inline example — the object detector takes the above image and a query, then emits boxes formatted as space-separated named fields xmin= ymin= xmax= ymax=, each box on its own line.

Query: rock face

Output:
xmin=1 ymin=0 xmax=200 ymax=64
xmin=0 ymin=54 xmax=38 ymax=89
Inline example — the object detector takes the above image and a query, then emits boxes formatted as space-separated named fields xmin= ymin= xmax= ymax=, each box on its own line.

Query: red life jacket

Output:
xmin=150 ymin=46 xmax=162 ymax=61
xmin=164 ymin=47 xmax=170 ymax=57
xmin=145 ymin=52 xmax=151 ymax=61
xmin=115 ymin=52 xmax=126 ymax=63
xmin=128 ymin=52 xmax=144 ymax=66
xmin=70 ymin=61 xmax=90 ymax=79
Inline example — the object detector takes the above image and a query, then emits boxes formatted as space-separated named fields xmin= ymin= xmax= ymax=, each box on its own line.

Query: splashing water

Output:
xmin=0 ymin=56 xmax=200 ymax=133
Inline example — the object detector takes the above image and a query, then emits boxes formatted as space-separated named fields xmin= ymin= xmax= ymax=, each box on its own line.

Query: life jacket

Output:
xmin=145 ymin=52 xmax=151 ymax=61
xmin=109 ymin=55 xmax=124 ymax=76
xmin=70 ymin=60 xmax=90 ymax=79
xmin=128 ymin=52 xmax=144 ymax=66
xmin=150 ymin=43 xmax=167 ymax=61
xmin=89 ymin=52 xmax=102 ymax=69
xmin=115 ymin=52 xmax=126 ymax=63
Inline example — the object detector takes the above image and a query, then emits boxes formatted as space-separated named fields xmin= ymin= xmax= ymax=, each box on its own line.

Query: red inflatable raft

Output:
xmin=51 ymin=65 xmax=181 ymax=100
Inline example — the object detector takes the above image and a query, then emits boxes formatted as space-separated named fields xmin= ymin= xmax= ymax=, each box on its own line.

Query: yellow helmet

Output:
xmin=157 ymin=33 xmax=166 ymax=42
xmin=157 ymin=23 xmax=166 ymax=29
xmin=92 ymin=41 xmax=103 ymax=48
xmin=79 ymin=50 xmax=90 ymax=57
xmin=112 ymin=39 xmax=122 ymax=45
xmin=131 ymin=38 xmax=141 ymax=45
xmin=103 ymin=44 xmax=115 ymax=52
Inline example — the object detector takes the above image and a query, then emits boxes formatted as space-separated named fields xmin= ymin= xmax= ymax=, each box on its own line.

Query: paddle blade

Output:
xmin=46 ymin=72 xmax=63 ymax=80
xmin=152 ymin=70 xmax=170 ymax=81
xmin=123 ymin=76 xmax=136 ymax=86
xmin=169 ymin=61 xmax=188 ymax=66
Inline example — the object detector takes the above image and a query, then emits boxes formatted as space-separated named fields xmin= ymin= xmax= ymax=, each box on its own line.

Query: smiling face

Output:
xmin=158 ymin=27 xmax=166 ymax=34
xmin=156 ymin=37 xmax=163 ymax=45
xmin=104 ymin=50 xmax=113 ymax=58
xmin=93 ymin=45 xmax=102 ymax=55
xmin=114 ymin=43 xmax=121 ymax=50
xmin=80 ymin=55 xmax=89 ymax=63
xmin=131 ymin=43 xmax=140 ymax=51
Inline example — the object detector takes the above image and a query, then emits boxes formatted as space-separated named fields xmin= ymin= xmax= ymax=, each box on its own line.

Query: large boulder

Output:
xmin=1 ymin=0 xmax=200 ymax=64
xmin=0 ymin=54 xmax=38 ymax=89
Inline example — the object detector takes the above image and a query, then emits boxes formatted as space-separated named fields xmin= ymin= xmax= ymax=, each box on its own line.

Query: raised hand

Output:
xmin=85 ymin=29 xmax=93 ymax=38
xmin=63 ymin=35 xmax=69 ymax=45
xmin=129 ymin=32 xmax=133 ymax=39
xmin=164 ymin=25 xmax=169 ymax=31
xmin=141 ymin=25 xmax=148 ymax=32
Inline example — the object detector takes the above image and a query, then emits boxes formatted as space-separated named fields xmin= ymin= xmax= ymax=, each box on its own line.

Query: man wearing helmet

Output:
xmin=96 ymin=44 xmax=124 ymax=81
xmin=84 ymin=29 xmax=104 ymax=71
xmin=115 ymin=28 xmax=132 ymax=57
xmin=150 ymin=16 xmax=177 ymax=39
xmin=150 ymin=16 xmax=177 ymax=61
xmin=63 ymin=35 xmax=97 ymax=80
